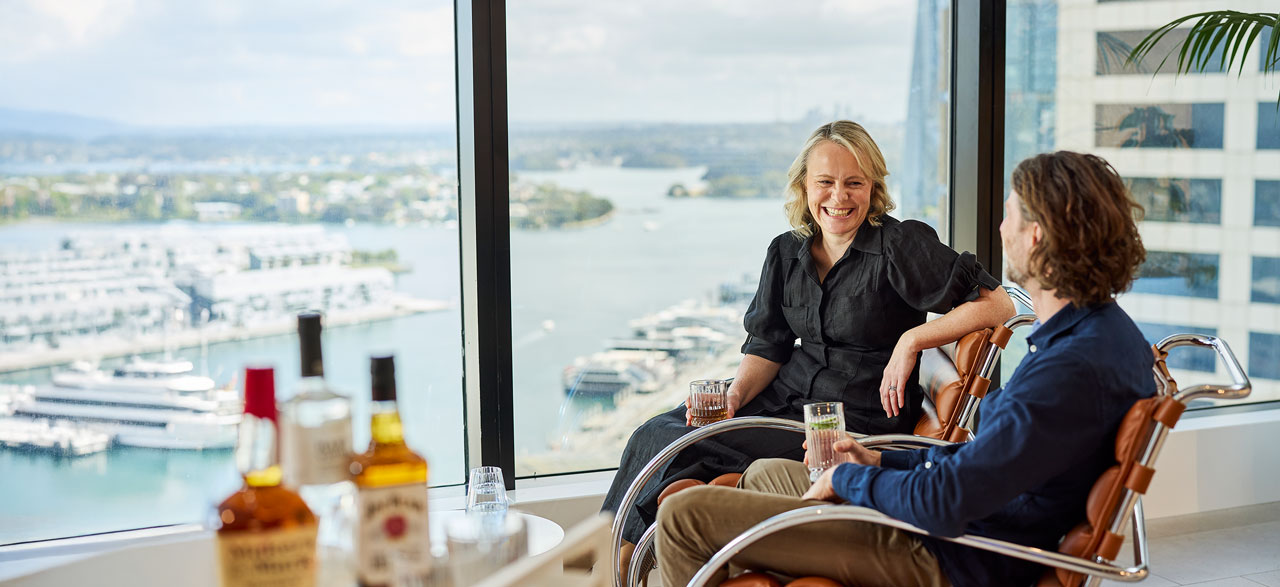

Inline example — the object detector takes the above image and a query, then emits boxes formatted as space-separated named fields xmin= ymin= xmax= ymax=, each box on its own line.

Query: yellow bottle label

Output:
xmin=217 ymin=525 xmax=318 ymax=587
xmin=356 ymin=484 xmax=431 ymax=585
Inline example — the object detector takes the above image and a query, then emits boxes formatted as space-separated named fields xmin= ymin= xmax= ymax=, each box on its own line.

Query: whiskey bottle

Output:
xmin=215 ymin=367 xmax=318 ymax=587
xmin=350 ymin=355 xmax=430 ymax=587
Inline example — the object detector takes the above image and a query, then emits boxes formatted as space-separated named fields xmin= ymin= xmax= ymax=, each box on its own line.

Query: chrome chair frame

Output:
xmin=610 ymin=308 xmax=1037 ymax=587
xmin=687 ymin=334 xmax=1251 ymax=587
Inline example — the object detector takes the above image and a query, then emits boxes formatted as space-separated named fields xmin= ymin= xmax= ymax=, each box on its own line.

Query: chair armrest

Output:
xmin=610 ymin=417 xmax=806 ymax=586
xmin=688 ymin=504 xmax=1151 ymax=587
xmin=1156 ymin=334 xmax=1251 ymax=404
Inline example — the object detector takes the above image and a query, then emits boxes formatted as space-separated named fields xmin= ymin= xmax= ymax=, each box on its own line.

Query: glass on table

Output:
xmin=804 ymin=401 xmax=850 ymax=482
xmin=688 ymin=378 xmax=731 ymax=427
xmin=465 ymin=466 xmax=512 ymax=516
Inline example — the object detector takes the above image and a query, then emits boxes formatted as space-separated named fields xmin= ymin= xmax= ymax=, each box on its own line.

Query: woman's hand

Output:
xmin=879 ymin=335 xmax=919 ymax=418
xmin=684 ymin=385 xmax=744 ymax=426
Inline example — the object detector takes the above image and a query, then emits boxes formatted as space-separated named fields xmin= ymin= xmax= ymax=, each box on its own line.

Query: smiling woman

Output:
xmin=598 ymin=119 xmax=1014 ymax=550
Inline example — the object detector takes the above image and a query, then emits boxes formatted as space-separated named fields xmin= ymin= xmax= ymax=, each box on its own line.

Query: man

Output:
xmin=656 ymin=151 xmax=1154 ymax=587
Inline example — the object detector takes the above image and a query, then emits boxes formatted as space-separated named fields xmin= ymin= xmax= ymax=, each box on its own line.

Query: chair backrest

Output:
xmin=1041 ymin=346 xmax=1185 ymax=587
xmin=914 ymin=322 xmax=1014 ymax=441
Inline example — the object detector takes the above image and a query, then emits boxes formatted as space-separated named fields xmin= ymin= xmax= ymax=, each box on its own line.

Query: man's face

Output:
xmin=1000 ymin=189 xmax=1036 ymax=287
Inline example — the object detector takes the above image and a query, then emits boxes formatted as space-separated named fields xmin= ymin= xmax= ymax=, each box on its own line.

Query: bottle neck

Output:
xmin=235 ymin=413 xmax=283 ymax=487
xmin=369 ymin=400 xmax=405 ymax=446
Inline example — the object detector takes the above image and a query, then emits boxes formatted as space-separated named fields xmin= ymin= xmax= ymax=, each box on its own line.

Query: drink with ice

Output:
xmin=804 ymin=402 xmax=848 ymax=482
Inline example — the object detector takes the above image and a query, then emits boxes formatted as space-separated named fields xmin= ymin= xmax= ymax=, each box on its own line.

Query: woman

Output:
xmin=602 ymin=120 xmax=1015 ymax=551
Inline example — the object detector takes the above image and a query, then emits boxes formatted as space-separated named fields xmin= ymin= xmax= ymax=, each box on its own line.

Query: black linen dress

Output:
xmin=601 ymin=216 xmax=1002 ymax=543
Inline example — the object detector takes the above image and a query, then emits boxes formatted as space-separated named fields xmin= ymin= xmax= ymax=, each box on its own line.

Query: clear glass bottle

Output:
xmin=350 ymin=355 xmax=431 ymax=587
xmin=215 ymin=366 xmax=318 ymax=587
xmin=279 ymin=313 xmax=354 ymax=585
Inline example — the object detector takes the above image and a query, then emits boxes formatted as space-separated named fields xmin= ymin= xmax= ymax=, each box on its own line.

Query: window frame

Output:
xmin=455 ymin=0 xmax=1008 ymax=486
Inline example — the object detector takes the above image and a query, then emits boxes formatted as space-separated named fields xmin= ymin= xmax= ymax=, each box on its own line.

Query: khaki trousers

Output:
xmin=656 ymin=458 xmax=950 ymax=587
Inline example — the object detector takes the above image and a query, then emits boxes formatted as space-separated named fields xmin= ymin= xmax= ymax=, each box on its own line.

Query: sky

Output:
xmin=0 ymin=0 xmax=924 ymax=128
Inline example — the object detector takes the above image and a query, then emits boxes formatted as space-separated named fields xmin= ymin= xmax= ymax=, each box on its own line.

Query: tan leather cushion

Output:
xmin=722 ymin=572 xmax=783 ymax=587
xmin=656 ymin=478 xmax=705 ymax=506
xmin=915 ymin=329 xmax=993 ymax=440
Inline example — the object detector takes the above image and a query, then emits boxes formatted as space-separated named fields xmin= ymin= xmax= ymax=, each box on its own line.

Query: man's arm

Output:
xmin=831 ymin=351 xmax=1106 ymax=537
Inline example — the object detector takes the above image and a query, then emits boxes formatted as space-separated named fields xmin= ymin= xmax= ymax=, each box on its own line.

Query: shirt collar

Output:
xmin=787 ymin=219 xmax=884 ymax=263
xmin=1026 ymin=301 xmax=1107 ymax=349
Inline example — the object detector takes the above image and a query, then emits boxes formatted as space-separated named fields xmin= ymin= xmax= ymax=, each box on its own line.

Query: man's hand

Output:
xmin=801 ymin=465 xmax=846 ymax=502
xmin=834 ymin=436 xmax=881 ymax=467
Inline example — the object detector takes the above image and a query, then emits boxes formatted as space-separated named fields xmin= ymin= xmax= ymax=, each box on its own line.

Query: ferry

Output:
xmin=562 ymin=350 xmax=675 ymax=397
xmin=7 ymin=358 xmax=240 ymax=450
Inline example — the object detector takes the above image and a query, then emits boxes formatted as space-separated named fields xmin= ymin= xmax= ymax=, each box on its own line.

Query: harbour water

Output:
xmin=0 ymin=165 xmax=790 ymax=544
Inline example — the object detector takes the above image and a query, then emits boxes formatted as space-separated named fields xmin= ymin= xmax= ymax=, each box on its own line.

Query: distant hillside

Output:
xmin=0 ymin=108 xmax=131 ymax=140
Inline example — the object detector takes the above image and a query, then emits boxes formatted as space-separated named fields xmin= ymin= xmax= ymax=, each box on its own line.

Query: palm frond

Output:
xmin=1126 ymin=11 xmax=1279 ymax=77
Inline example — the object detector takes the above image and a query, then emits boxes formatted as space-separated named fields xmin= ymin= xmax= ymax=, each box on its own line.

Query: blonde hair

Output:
xmin=783 ymin=120 xmax=895 ymax=237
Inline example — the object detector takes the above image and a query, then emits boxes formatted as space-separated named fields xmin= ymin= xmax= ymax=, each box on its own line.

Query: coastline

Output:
xmin=0 ymin=296 xmax=452 ymax=374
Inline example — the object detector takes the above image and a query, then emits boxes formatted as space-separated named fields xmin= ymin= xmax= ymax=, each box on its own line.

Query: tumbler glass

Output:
xmin=465 ymin=466 xmax=511 ymax=516
xmin=804 ymin=402 xmax=848 ymax=482
xmin=688 ymin=379 xmax=730 ymax=427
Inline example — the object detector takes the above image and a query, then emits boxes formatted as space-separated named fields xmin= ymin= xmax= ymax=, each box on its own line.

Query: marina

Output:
xmin=0 ymin=224 xmax=449 ymax=373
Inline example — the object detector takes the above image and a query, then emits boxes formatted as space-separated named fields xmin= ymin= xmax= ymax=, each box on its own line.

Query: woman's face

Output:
xmin=805 ymin=140 xmax=873 ymax=240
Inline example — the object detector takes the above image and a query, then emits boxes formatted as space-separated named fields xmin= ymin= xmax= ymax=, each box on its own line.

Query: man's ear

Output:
xmin=1030 ymin=222 xmax=1043 ymax=246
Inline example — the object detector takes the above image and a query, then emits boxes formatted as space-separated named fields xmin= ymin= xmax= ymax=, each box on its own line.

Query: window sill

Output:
xmin=0 ymin=470 xmax=615 ymax=585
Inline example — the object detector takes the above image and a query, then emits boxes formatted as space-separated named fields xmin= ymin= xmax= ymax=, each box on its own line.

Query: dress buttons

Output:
xmin=1029 ymin=344 xmax=1038 ymax=353
xmin=923 ymin=461 xmax=933 ymax=469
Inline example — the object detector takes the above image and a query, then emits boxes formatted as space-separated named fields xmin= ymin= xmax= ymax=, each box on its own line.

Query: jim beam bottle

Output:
xmin=215 ymin=367 xmax=318 ymax=587
xmin=350 ymin=355 xmax=430 ymax=587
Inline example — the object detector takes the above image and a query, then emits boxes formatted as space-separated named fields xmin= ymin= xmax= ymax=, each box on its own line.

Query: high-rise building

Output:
xmin=1043 ymin=0 xmax=1278 ymax=404
xmin=903 ymin=0 xmax=953 ymax=233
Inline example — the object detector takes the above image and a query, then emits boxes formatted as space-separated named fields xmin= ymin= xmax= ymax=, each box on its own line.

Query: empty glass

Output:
xmin=466 ymin=466 xmax=511 ymax=516
xmin=804 ymin=402 xmax=849 ymax=482
xmin=688 ymin=379 xmax=731 ymax=427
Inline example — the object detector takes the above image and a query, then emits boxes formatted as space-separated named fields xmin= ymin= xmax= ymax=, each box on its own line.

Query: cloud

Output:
xmin=0 ymin=0 xmax=137 ymax=62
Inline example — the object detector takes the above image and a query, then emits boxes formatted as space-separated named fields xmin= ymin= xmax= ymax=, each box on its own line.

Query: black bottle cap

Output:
xmin=298 ymin=313 xmax=324 ymax=378
xmin=370 ymin=355 xmax=397 ymax=402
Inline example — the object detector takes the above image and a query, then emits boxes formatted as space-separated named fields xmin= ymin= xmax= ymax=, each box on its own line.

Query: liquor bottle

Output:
xmin=279 ymin=313 xmax=355 ymax=585
xmin=215 ymin=367 xmax=318 ymax=587
xmin=281 ymin=313 xmax=353 ymax=488
xmin=350 ymin=355 xmax=430 ymax=587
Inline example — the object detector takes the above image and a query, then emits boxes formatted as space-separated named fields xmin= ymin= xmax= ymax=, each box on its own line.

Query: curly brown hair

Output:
xmin=1011 ymin=151 xmax=1146 ymax=306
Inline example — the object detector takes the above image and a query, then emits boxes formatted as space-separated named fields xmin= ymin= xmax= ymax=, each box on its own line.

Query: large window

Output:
xmin=1004 ymin=0 xmax=1279 ymax=407
xmin=505 ymin=1 xmax=952 ymax=477
xmin=0 ymin=2 xmax=464 ymax=545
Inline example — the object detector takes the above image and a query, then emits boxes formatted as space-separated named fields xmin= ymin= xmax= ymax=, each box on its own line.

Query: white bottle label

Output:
xmin=282 ymin=418 xmax=352 ymax=486
xmin=217 ymin=525 xmax=318 ymax=587
xmin=356 ymin=484 xmax=431 ymax=585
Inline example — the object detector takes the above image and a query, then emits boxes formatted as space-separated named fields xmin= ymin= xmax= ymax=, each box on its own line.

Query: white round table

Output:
xmin=430 ymin=509 xmax=565 ymax=555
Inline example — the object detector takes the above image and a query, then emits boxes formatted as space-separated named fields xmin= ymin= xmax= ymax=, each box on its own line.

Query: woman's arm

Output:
xmin=879 ymin=286 xmax=1016 ymax=417
xmin=686 ymin=353 xmax=782 ymax=425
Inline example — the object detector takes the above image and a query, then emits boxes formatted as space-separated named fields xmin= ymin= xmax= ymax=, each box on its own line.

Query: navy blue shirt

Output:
xmin=832 ymin=301 xmax=1155 ymax=587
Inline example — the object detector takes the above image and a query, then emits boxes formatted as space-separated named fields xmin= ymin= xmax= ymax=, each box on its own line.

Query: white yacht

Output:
xmin=53 ymin=358 xmax=217 ymax=394
xmin=9 ymin=358 xmax=240 ymax=450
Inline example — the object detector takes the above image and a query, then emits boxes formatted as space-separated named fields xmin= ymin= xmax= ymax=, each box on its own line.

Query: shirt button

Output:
xmin=1029 ymin=344 xmax=1038 ymax=353
xmin=924 ymin=461 xmax=933 ymax=469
